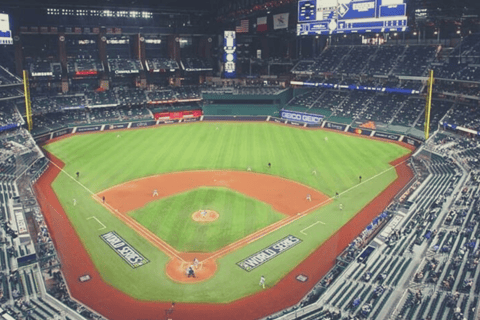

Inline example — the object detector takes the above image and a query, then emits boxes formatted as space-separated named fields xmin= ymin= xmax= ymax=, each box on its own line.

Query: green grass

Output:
xmin=44 ymin=122 xmax=410 ymax=302
xmin=130 ymin=188 xmax=284 ymax=252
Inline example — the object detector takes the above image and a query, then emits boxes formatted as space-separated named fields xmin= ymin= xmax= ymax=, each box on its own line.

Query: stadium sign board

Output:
xmin=280 ymin=109 xmax=324 ymax=124
xmin=297 ymin=0 xmax=407 ymax=35
xmin=237 ymin=235 xmax=302 ymax=271
xmin=0 ymin=14 xmax=13 ymax=44
xmin=100 ymin=231 xmax=149 ymax=269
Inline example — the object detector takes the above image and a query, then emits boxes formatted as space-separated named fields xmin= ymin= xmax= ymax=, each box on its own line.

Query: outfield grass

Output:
xmin=44 ymin=122 xmax=410 ymax=302
xmin=130 ymin=187 xmax=285 ymax=252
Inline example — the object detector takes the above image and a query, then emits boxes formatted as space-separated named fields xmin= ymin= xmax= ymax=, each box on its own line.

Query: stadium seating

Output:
xmin=269 ymin=130 xmax=480 ymax=320
xmin=335 ymin=46 xmax=378 ymax=75
xmin=67 ymin=58 xmax=104 ymax=75
xmin=391 ymin=45 xmax=437 ymax=77
xmin=107 ymin=58 xmax=143 ymax=75
xmin=145 ymin=58 xmax=179 ymax=72
xmin=181 ymin=57 xmax=213 ymax=71
xmin=444 ymin=103 xmax=480 ymax=132
xmin=0 ymin=66 xmax=22 ymax=86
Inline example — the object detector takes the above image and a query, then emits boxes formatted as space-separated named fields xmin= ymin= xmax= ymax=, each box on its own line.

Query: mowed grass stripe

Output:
xmin=46 ymin=123 xmax=408 ymax=195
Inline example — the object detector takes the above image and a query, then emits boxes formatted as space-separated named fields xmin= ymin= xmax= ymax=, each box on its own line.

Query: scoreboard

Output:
xmin=0 ymin=13 xmax=12 ymax=45
xmin=297 ymin=0 xmax=407 ymax=35
xmin=223 ymin=31 xmax=236 ymax=78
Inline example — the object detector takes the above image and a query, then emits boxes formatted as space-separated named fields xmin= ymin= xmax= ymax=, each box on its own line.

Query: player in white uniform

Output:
xmin=153 ymin=189 xmax=158 ymax=197
xmin=259 ymin=275 xmax=266 ymax=289
xmin=306 ymin=194 xmax=312 ymax=201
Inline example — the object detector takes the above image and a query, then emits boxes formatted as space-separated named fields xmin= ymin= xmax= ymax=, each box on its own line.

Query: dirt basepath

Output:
xmin=99 ymin=170 xmax=328 ymax=216
xmin=35 ymin=143 xmax=414 ymax=320
xmin=97 ymin=171 xmax=330 ymax=282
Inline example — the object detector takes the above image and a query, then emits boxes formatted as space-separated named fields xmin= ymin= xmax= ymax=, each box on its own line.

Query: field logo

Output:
xmin=237 ymin=235 xmax=302 ymax=272
xmin=100 ymin=231 xmax=149 ymax=268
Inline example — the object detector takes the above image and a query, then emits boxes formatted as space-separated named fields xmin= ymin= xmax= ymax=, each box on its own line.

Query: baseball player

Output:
xmin=153 ymin=189 xmax=159 ymax=197
xmin=306 ymin=194 xmax=311 ymax=202
xmin=187 ymin=266 xmax=196 ymax=278
xmin=73 ymin=199 xmax=76 ymax=206
xmin=193 ymin=257 xmax=199 ymax=269
xmin=339 ymin=203 xmax=344 ymax=210
xmin=202 ymin=210 xmax=207 ymax=217
xmin=102 ymin=196 xmax=105 ymax=204
xmin=259 ymin=275 xmax=266 ymax=289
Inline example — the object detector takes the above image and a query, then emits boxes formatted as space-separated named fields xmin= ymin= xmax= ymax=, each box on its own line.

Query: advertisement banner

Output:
xmin=348 ymin=127 xmax=372 ymax=136
xmin=76 ymin=126 xmax=102 ymax=133
xmin=104 ymin=123 xmax=129 ymax=130
xmin=401 ymin=136 xmax=422 ymax=147
xmin=324 ymin=122 xmax=347 ymax=131
xmin=52 ymin=128 xmax=72 ymax=138
xmin=34 ymin=135 xmax=50 ymax=144
xmin=287 ymin=121 xmax=302 ymax=126
xmin=131 ymin=121 xmax=157 ymax=128
xmin=154 ymin=110 xmax=203 ymax=120
xmin=280 ymin=109 xmax=324 ymax=124
xmin=373 ymin=131 xmax=401 ymax=141
xmin=158 ymin=119 xmax=179 ymax=125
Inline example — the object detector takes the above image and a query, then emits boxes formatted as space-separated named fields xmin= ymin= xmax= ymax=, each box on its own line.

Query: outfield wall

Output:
xmin=202 ymin=104 xmax=280 ymax=116
xmin=33 ymin=115 xmax=424 ymax=149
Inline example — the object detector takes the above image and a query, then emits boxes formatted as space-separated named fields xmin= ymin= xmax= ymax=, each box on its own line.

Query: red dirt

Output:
xmin=35 ymin=140 xmax=415 ymax=320
xmin=99 ymin=171 xmax=328 ymax=216
xmin=165 ymin=258 xmax=217 ymax=284
xmin=97 ymin=171 xmax=330 ymax=282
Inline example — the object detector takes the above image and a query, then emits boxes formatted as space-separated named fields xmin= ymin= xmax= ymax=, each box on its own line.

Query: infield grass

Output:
xmin=44 ymin=122 xmax=411 ymax=302
xmin=130 ymin=187 xmax=284 ymax=252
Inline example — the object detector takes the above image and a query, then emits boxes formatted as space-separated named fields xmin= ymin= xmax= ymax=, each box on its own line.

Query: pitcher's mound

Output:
xmin=192 ymin=210 xmax=219 ymax=222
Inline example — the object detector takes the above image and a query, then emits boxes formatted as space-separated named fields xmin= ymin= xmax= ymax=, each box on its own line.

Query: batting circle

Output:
xmin=192 ymin=210 xmax=219 ymax=222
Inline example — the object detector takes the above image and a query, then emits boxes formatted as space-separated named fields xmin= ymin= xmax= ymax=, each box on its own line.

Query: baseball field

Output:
xmin=42 ymin=122 xmax=410 ymax=304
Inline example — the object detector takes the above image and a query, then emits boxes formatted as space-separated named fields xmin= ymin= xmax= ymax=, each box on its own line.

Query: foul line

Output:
xmin=202 ymin=158 xmax=409 ymax=263
xmin=97 ymin=198 xmax=186 ymax=262
xmin=47 ymin=159 xmax=100 ymax=200
xmin=47 ymin=157 xmax=186 ymax=262
xmin=46 ymin=155 xmax=409 ymax=265
xmin=300 ymin=221 xmax=325 ymax=235
xmin=87 ymin=216 xmax=106 ymax=230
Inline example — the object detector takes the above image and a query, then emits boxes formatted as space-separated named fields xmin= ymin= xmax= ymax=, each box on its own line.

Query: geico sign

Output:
xmin=282 ymin=112 xmax=321 ymax=123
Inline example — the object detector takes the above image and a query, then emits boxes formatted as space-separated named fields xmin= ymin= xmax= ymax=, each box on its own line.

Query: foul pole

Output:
xmin=23 ymin=70 xmax=33 ymax=131
xmin=424 ymin=69 xmax=434 ymax=140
